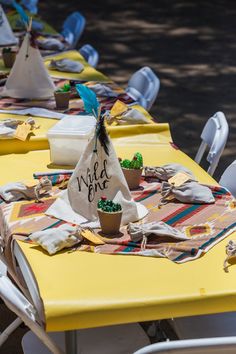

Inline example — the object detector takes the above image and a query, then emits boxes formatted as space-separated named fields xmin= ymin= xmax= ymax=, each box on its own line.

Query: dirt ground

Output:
xmin=1 ymin=1 xmax=236 ymax=353
xmin=39 ymin=0 xmax=236 ymax=180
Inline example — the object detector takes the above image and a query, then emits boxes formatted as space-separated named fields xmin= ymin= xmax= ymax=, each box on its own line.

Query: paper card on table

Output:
xmin=81 ymin=229 xmax=105 ymax=245
xmin=110 ymin=100 xmax=128 ymax=118
xmin=168 ymin=172 xmax=192 ymax=187
xmin=14 ymin=122 xmax=32 ymax=141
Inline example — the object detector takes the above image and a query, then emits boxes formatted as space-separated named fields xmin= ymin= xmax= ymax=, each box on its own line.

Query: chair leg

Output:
xmin=0 ymin=317 xmax=23 ymax=346
xmin=65 ymin=330 xmax=77 ymax=354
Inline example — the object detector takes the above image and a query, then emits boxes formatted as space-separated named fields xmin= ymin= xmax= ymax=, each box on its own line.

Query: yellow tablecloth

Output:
xmin=0 ymin=49 xmax=154 ymax=154
xmin=6 ymin=10 xmax=57 ymax=35
xmin=1 ymin=133 xmax=231 ymax=332
xmin=45 ymin=50 xmax=110 ymax=81
xmin=0 ymin=114 xmax=154 ymax=155
xmin=0 ymin=50 xmax=110 ymax=81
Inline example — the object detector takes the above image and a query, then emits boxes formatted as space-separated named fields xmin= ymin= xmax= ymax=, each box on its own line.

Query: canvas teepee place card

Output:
xmin=46 ymin=85 xmax=148 ymax=225
xmin=0 ymin=5 xmax=18 ymax=46
xmin=2 ymin=7 xmax=55 ymax=99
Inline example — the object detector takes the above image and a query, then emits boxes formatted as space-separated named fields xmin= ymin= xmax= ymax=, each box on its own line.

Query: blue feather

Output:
xmin=76 ymin=84 xmax=99 ymax=118
xmin=12 ymin=1 xmax=29 ymax=27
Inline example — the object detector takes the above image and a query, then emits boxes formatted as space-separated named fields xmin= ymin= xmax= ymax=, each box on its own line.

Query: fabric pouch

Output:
xmin=49 ymin=59 xmax=84 ymax=73
xmin=90 ymin=84 xmax=118 ymax=98
xmin=29 ymin=224 xmax=82 ymax=255
xmin=0 ymin=177 xmax=52 ymax=202
xmin=144 ymin=163 xmax=195 ymax=180
xmin=161 ymin=180 xmax=215 ymax=204
xmin=128 ymin=221 xmax=188 ymax=242
xmin=117 ymin=108 xmax=149 ymax=125
xmin=37 ymin=38 xmax=65 ymax=51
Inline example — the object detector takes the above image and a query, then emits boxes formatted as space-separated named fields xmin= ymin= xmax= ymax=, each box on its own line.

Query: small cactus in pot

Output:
xmin=2 ymin=47 xmax=17 ymax=68
xmin=97 ymin=196 xmax=122 ymax=235
xmin=54 ymin=83 xmax=71 ymax=110
xmin=120 ymin=152 xmax=143 ymax=190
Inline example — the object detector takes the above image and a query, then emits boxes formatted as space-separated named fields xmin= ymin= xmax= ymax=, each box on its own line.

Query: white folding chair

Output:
xmin=125 ymin=67 xmax=160 ymax=111
xmin=194 ymin=111 xmax=229 ymax=176
xmin=0 ymin=270 xmax=64 ymax=353
xmin=133 ymin=336 xmax=236 ymax=354
xmin=219 ymin=160 xmax=236 ymax=197
xmin=170 ymin=312 xmax=236 ymax=342
xmin=61 ymin=12 xmax=86 ymax=48
xmin=79 ymin=44 xmax=99 ymax=68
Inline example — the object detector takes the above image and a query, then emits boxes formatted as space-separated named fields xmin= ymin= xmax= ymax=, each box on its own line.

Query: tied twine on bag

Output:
xmin=159 ymin=182 xmax=176 ymax=206
xmin=223 ymin=240 xmax=236 ymax=272
xmin=34 ymin=177 xmax=52 ymax=202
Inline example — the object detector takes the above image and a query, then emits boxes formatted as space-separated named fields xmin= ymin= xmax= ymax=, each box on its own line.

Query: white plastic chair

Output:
xmin=125 ymin=66 xmax=160 ymax=111
xmin=1 ymin=243 xmax=150 ymax=354
xmin=170 ymin=312 xmax=236 ymax=341
xmin=133 ymin=336 xmax=236 ymax=354
xmin=79 ymin=44 xmax=99 ymax=68
xmin=194 ymin=111 xmax=229 ymax=176
xmin=61 ymin=12 xmax=86 ymax=48
xmin=0 ymin=270 xmax=64 ymax=353
xmin=219 ymin=160 xmax=236 ymax=197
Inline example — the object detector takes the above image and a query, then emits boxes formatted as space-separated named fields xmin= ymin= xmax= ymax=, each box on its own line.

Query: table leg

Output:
xmin=65 ymin=330 xmax=77 ymax=354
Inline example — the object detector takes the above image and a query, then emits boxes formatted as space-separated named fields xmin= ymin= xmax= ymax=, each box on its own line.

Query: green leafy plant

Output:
xmin=97 ymin=196 xmax=122 ymax=213
xmin=3 ymin=47 xmax=13 ymax=53
xmin=56 ymin=83 xmax=71 ymax=93
xmin=119 ymin=152 xmax=143 ymax=169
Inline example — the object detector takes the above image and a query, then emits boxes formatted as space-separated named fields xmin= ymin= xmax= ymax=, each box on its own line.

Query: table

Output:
xmin=6 ymin=10 xmax=57 ymax=35
xmin=0 ymin=49 xmax=153 ymax=155
xmin=2 ymin=122 xmax=231 ymax=332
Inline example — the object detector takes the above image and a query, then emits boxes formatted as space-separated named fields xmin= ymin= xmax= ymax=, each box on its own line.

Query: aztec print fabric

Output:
xmin=0 ymin=178 xmax=236 ymax=265
xmin=0 ymin=79 xmax=134 ymax=114
xmin=77 ymin=179 xmax=236 ymax=263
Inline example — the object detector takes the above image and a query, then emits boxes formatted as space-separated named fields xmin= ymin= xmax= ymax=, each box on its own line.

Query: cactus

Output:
xmin=97 ymin=196 xmax=122 ymax=212
xmin=119 ymin=152 xmax=143 ymax=169
xmin=3 ymin=47 xmax=13 ymax=53
xmin=56 ymin=83 xmax=71 ymax=93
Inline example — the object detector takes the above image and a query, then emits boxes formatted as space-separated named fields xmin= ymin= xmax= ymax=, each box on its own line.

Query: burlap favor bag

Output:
xmin=67 ymin=133 xmax=132 ymax=221
xmin=161 ymin=180 xmax=215 ymax=204
xmin=144 ymin=163 xmax=195 ymax=181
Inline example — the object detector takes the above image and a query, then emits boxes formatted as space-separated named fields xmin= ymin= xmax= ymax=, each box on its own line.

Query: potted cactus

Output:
xmin=97 ymin=196 xmax=122 ymax=235
xmin=54 ymin=83 xmax=71 ymax=110
xmin=120 ymin=152 xmax=143 ymax=190
xmin=2 ymin=47 xmax=17 ymax=68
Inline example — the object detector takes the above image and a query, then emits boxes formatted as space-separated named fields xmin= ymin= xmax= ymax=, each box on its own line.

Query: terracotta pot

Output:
xmin=54 ymin=91 xmax=71 ymax=110
xmin=122 ymin=168 xmax=142 ymax=190
xmin=2 ymin=51 xmax=17 ymax=68
xmin=97 ymin=209 xmax=123 ymax=235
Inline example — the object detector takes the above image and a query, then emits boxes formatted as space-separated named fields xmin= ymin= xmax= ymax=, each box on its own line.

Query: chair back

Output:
xmin=61 ymin=11 xmax=86 ymax=48
xmin=79 ymin=44 xmax=99 ymax=67
xmin=133 ymin=336 xmax=236 ymax=354
xmin=194 ymin=111 xmax=229 ymax=176
xmin=126 ymin=66 xmax=160 ymax=111
xmin=20 ymin=0 xmax=38 ymax=14
xmin=219 ymin=160 xmax=236 ymax=197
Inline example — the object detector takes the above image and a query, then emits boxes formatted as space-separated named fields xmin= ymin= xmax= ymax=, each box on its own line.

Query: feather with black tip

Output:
xmin=96 ymin=114 xmax=110 ymax=156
